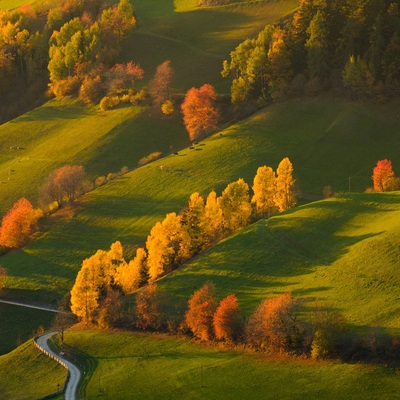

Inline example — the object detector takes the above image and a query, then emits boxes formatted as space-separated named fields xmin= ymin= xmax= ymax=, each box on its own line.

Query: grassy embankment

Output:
xmin=63 ymin=329 xmax=400 ymax=400
xmin=0 ymin=339 xmax=66 ymax=399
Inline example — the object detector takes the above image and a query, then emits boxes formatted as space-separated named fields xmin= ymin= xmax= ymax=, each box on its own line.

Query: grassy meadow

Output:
xmin=63 ymin=329 xmax=400 ymax=400
xmin=3 ymin=97 xmax=400 ymax=305
xmin=0 ymin=339 xmax=66 ymax=399
xmin=157 ymin=191 xmax=400 ymax=332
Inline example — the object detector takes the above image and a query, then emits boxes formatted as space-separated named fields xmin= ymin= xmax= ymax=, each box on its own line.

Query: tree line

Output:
xmin=222 ymin=0 xmax=400 ymax=113
xmin=0 ymin=0 xmax=137 ymax=123
xmin=69 ymin=157 xmax=297 ymax=322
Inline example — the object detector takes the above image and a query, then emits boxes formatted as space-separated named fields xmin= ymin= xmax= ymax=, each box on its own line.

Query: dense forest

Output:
xmin=1 ymin=0 xmax=399 ymax=123
xmin=222 ymin=0 xmax=400 ymax=111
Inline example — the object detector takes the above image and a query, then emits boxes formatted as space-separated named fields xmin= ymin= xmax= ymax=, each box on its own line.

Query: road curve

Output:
xmin=34 ymin=332 xmax=81 ymax=400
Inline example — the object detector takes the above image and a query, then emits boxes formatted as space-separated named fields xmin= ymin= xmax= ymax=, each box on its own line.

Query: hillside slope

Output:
xmin=159 ymin=191 xmax=400 ymax=331
xmin=2 ymin=97 xmax=400 ymax=306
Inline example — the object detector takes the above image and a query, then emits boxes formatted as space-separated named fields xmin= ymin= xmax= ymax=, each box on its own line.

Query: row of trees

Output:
xmin=222 ymin=0 xmax=400 ymax=109
xmin=89 ymin=280 xmax=399 ymax=363
xmin=70 ymin=157 xmax=297 ymax=322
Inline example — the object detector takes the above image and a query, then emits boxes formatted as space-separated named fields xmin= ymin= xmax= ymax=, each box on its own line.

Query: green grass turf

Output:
xmin=127 ymin=0 xmax=299 ymax=93
xmin=2 ymin=97 xmax=400 ymax=307
xmin=0 ymin=101 xmax=188 ymax=214
xmin=0 ymin=0 xmax=35 ymax=9
xmin=157 ymin=191 xmax=400 ymax=332
xmin=62 ymin=329 xmax=400 ymax=400
xmin=0 ymin=339 xmax=67 ymax=399
xmin=0 ymin=302 xmax=56 ymax=354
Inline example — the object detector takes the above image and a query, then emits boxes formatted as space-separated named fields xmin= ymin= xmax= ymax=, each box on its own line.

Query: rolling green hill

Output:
xmin=0 ymin=339 xmax=66 ymax=399
xmin=3 ymin=97 xmax=400 ymax=306
xmin=61 ymin=329 xmax=400 ymax=400
xmin=157 ymin=191 xmax=400 ymax=331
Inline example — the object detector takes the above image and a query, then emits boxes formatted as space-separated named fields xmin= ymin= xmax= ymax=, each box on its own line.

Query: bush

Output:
xmin=100 ymin=96 xmax=113 ymax=111
xmin=138 ymin=151 xmax=163 ymax=166
xmin=161 ymin=100 xmax=174 ymax=115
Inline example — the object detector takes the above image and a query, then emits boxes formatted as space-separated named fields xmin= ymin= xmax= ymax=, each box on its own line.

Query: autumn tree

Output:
xmin=149 ymin=60 xmax=174 ymax=107
xmin=218 ymin=178 xmax=252 ymax=233
xmin=70 ymin=241 xmax=127 ymax=322
xmin=245 ymin=293 xmax=303 ymax=353
xmin=0 ymin=198 xmax=39 ymax=248
xmin=200 ymin=190 xmax=224 ymax=246
xmin=116 ymin=247 xmax=148 ymax=293
xmin=311 ymin=310 xmax=347 ymax=360
xmin=97 ymin=288 xmax=123 ymax=329
xmin=135 ymin=283 xmax=161 ymax=330
xmin=185 ymin=282 xmax=218 ymax=341
xmin=39 ymin=165 xmax=89 ymax=210
xmin=372 ymin=159 xmax=395 ymax=192
xmin=146 ymin=212 xmax=192 ymax=280
xmin=181 ymin=84 xmax=220 ymax=141
xmin=181 ymin=192 xmax=205 ymax=254
xmin=213 ymin=294 xmax=242 ymax=342
xmin=274 ymin=157 xmax=296 ymax=212
xmin=252 ymin=165 xmax=277 ymax=218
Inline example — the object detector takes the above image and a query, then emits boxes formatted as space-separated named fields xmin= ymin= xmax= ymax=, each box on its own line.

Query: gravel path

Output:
xmin=35 ymin=332 xmax=81 ymax=400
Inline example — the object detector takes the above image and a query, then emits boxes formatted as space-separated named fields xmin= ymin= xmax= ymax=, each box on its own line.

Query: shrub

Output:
xmin=138 ymin=151 xmax=163 ymax=166
xmin=100 ymin=96 xmax=113 ymax=111
xmin=161 ymin=100 xmax=174 ymax=115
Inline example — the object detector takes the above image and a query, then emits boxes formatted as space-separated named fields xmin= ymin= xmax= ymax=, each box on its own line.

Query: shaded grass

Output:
xmin=0 ymin=339 xmax=67 ymax=399
xmin=157 ymin=192 xmax=400 ymax=332
xmin=63 ymin=329 xmax=400 ymax=400
xmin=3 ymin=97 xmax=400 ymax=307
xmin=0 ymin=302 xmax=56 ymax=354
xmin=128 ymin=0 xmax=299 ymax=92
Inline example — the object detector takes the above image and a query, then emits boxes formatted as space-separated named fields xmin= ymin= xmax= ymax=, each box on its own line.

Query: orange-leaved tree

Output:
xmin=0 ymin=198 xmax=39 ymax=248
xmin=135 ymin=283 xmax=161 ymax=330
xmin=185 ymin=281 xmax=218 ymax=341
xmin=213 ymin=294 xmax=242 ymax=342
xmin=372 ymin=159 xmax=395 ymax=192
xmin=245 ymin=292 xmax=303 ymax=353
xmin=181 ymin=83 xmax=220 ymax=141
xmin=149 ymin=59 xmax=174 ymax=107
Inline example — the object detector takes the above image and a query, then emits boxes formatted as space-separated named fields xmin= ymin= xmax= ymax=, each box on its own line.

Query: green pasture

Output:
xmin=127 ymin=0 xmax=299 ymax=92
xmin=2 ymin=97 xmax=400 ymax=307
xmin=158 ymin=191 xmax=400 ymax=332
xmin=62 ymin=329 xmax=400 ymax=400
xmin=0 ymin=101 xmax=188 ymax=214
xmin=0 ymin=339 xmax=66 ymax=399
xmin=0 ymin=302 xmax=56 ymax=354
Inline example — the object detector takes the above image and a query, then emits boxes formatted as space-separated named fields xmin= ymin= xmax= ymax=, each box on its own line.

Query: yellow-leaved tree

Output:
xmin=146 ymin=212 xmax=192 ymax=280
xmin=116 ymin=247 xmax=148 ymax=293
xmin=182 ymin=192 xmax=205 ymax=254
xmin=70 ymin=241 xmax=127 ymax=322
xmin=218 ymin=178 xmax=252 ymax=233
xmin=252 ymin=165 xmax=277 ymax=218
xmin=200 ymin=190 xmax=224 ymax=245
xmin=274 ymin=157 xmax=296 ymax=212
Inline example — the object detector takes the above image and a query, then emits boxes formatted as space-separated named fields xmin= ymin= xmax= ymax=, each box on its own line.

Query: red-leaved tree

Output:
xmin=181 ymin=84 xmax=220 ymax=141
xmin=185 ymin=282 xmax=217 ymax=341
xmin=213 ymin=294 xmax=242 ymax=342
xmin=372 ymin=159 xmax=395 ymax=192
xmin=0 ymin=198 xmax=39 ymax=248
